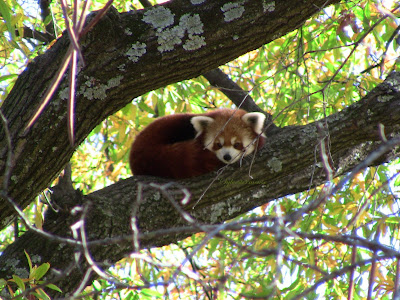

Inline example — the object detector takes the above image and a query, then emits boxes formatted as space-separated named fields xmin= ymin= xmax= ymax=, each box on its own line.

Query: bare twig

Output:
xmin=286 ymin=135 xmax=400 ymax=225
xmin=291 ymin=255 xmax=392 ymax=300
xmin=316 ymin=121 xmax=334 ymax=181
xmin=347 ymin=245 xmax=357 ymax=300
xmin=25 ymin=0 xmax=113 ymax=144
xmin=131 ymin=182 xmax=144 ymax=252
xmin=367 ymin=226 xmax=381 ymax=300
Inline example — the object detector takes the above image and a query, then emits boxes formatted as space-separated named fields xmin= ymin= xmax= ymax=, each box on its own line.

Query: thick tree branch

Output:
xmin=0 ymin=72 xmax=399 ymax=294
xmin=0 ymin=0 xmax=341 ymax=230
xmin=2 ymin=0 xmax=400 ymax=295
xmin=39 ymin=0 xmax=56 ymax=38
xmin=203 ymin=68 xmax=277 ymax=132
xmin=203 ymin=68 xmax=266 ymax=114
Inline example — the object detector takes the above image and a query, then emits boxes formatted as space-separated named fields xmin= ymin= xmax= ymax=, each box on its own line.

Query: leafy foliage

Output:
xmin=3 ymin=251 xmax=61 ymax=299
xmin=0 ymin=0 xmax=399 ymax=299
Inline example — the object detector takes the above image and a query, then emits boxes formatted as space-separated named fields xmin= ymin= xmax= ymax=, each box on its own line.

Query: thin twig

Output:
xmin=347 ymin=245 xmax=356 ymax=300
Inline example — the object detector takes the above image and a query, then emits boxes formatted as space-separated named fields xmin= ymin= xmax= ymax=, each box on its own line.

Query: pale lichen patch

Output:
xmin=209 ymin=202 xmax=226 ymax=223
xmin=227 ymin=202 xmax=241 ymax=215
xmin=124 ymin=28 xmax=133 ymax=35
xmin=190 ymin=0 xmax=205 ymax=4
xmin=180 ymin=14 xmax=205 ymax=51
xmin=183 ymin=35 xmax=206 ymax=51
xmin=142 ymin=6 xmax=175 ymax=29
xmin=252 ymin=190 xmax=264 ymax=199
xmin=377 ymin=95 xmax=394 ymax=102
xmin=107 ymin=76 xmax=123 ymax=88
xmin=58 ymin=87 xmax=69 ymax=101
xmin=15 ymin=268 xmax=30 ymax=278
xmin=126 ymin=42 xmax=147 ymax=62
xmin=0 ymin=258 xmax=30 ymax=279
xmin=268 ymin=157 xmax=282 ymax=172
xmin=179 ymin=14 xmax=204 ymax=35
xmin=118 ymin=64 xmax=126 ymax=71
xmin=31 ymin=254 xmax=42 ymax=264
xmin=80 ymin=75 xmax=124 ymax=100
xmin=385 ymin=75 xmax=400 ymax=91
xmin=156 ymin=27 xmax=185 ymax=52
xmin=263 ymin=1 xmax=275 ymax=13
xmin=221 ymin=2 xmax=245 ymax=22
xmin=155 ymin=13 xmax=206 ymax=52
xmin=1 ymin=258 xmax=19 ymax=271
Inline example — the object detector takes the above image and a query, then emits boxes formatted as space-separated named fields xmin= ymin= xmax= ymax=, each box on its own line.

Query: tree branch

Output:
xmin=39 ymin=0 xmax=56 ymax=38
xmin=203 ymin=68 xmax=277 ymax=132
xmin=2 ymin=0 xmax=400 ymax=295
xmin=0 ymin=72 xmax=399 ymax=294
xmin=0 ymin=0 xmax=341 ymax=230
xmin=19 ymin=27 xmax=55 ymax=44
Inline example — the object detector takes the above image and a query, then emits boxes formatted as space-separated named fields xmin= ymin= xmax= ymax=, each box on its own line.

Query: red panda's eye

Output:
xmin=215 ymin=142 xmax=223 ymax=149
xmin=233 ymin=142 xmax=242 ymax=150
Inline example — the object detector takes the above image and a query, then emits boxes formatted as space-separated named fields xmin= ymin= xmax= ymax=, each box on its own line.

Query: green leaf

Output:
xmin=24 ymin=250 xmax=32 ymax=273
xmin=208 ymin=238 xmax=220 ymax=259
xmin=156 ymin=98 xmax=166 ymax=116
xmin=138 ymin=101 xmax=155 ymax=114
xmin=140 ymin=288 xmax=162 ymax=298
xmin=46 ymin=283 xmax=62 ymax=293
xmin=394 ymin=174 xmax=400 ymax=187
xmin=0 ymin=0 xmax=17 ymax=41
xmin=93 ymin=280 xmax=102 ymax=291
xmin=126 ymin=291 xmax=139 ymax=300
xmin=11 ymin=275 xmax=25 ymax=291
xmin=386 ymin=216 xmax=400 ymax=224
xmin=0 ymin=278 xmax=7 ymax=290
xmin=37 ymin=288 xmax=51 ymax=300
xmin=32 ymin=263 xmax=50 ymax=280
xmin=31 ymin=290 xmax=50 ymax=300
xmin=0 ymin=74 xmax=18 ymax=82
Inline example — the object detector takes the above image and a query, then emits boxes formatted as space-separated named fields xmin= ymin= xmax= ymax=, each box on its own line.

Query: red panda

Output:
xmin=129 ymin=108 xmax=266 ymax=179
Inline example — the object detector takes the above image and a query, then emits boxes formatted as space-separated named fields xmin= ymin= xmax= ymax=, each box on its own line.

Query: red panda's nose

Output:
xmin=223 ymin=154 xmax=232 ymax=161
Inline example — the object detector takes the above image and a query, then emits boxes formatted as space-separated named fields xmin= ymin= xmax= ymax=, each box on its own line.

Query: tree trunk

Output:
xmin=2 ymin=0 xmax=400 ymax=295
xmin=0 ymin=0 xmax=341 ymax=231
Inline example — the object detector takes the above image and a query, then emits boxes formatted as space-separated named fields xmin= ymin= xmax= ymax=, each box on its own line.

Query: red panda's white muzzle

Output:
xmin=215 ymin=146 xmax=244 ymax=164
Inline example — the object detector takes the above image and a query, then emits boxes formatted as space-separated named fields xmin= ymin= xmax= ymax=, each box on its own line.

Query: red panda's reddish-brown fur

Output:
xmin=129 ymin=109 xmax=266 ymax=179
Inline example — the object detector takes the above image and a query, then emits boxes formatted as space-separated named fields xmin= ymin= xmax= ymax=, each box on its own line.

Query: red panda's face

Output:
xmin=208 ymin=134 xmax=257 ymax=164
xmin=191 ymin=111 xmax=266 ymax=165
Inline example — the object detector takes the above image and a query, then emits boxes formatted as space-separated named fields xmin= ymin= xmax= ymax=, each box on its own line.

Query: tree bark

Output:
xmin=0 ymin=72 xmax=399 ymax=294
xmin=0 ymin=0 xmax=341 ymax=230
xmin=2 ymin=0 xmax=400 ymax=295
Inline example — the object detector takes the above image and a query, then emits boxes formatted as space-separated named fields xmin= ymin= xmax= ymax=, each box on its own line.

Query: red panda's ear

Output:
xmin=191 ymin=116 xmax=214 ymax=137
xmin=242 ymin=112 xmax=266 ymax=136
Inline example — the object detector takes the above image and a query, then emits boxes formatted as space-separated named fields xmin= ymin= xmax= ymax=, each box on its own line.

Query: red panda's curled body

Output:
xmin=129 ymin=109 xmax=266 ymax=179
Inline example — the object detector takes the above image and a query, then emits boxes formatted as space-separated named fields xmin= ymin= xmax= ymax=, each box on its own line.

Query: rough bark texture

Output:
xmin=1 ymin=0 xmax=400 ymax=296
xmin=1 ymin=72 xmax=399 ymax=295
xmin=0 ymin=0 xmax=341 ymax=230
